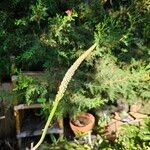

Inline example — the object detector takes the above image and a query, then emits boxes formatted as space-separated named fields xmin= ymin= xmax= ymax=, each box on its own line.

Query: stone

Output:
xmin=121 ymin=114 xmax=134 ymax=123
xmin=114 ymin=112 xmax=121 ymax=120
xmin=105 ymin=132 xmax=116 ymax=141
xmin=107 ymin=119 xmax=124 ymax=133
xmin=105 ymin=119 xmax=124 ymax=141
xmin=128 ymin=118 xmax=145 ymax=126
xmin=129 ymin=112 xmax=148 ymax=119
xmin=135 ymin=119 xmax=145 ymax=126
xmin=108 ymin=119 xmax=117 ymax=125
xmin=115 ymin=121 xmax=124 ymax=131
xmin=104 ymin=119 xmax=117 ymax=141
xmin=130 ymin=102 xmax=142 ymax=112
xmin=139 ymin=101 xmax=150 ymax=115
xmin=116 ymin=99 xmax=129 ymax=112
xmin=104 ymin=119 xmax=117 ymax=136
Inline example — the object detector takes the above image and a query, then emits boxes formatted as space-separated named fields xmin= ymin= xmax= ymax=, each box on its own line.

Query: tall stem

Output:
xmin=32 ymin=43 xmax=97 ymax=150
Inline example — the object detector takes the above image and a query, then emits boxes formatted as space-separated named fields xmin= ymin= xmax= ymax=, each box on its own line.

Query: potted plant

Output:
xmin=70 ymin=112 xmax=95 ymax=135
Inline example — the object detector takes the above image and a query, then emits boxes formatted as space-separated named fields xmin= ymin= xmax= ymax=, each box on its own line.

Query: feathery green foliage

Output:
xmin=0 ymin=0 xmax=149 ymax=148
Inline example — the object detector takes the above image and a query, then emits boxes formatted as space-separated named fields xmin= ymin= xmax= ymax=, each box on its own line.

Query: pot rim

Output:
xmin=70 ymin=112 xmax=95 ymax=128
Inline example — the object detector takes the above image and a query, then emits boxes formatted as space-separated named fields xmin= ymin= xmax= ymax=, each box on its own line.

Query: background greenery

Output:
xmin=0 ymin=0 xmax=149 ymax=117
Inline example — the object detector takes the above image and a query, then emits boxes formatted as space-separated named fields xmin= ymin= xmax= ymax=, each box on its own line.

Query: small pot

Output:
xmin=70 ymin=113 xmax=95 ymax=135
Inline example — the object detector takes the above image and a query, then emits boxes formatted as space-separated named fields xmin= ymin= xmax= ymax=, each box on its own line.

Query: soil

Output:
xmin=72 ymin=116 xmax=91 ymax=127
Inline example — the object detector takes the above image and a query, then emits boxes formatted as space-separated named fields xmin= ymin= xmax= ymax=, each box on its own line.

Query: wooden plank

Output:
xmin=22 ymin=71 xmax=44 ymax=76
xmin=14 ymin=104 xmax=42 ymax=111
xmin=16 ymin=127 xmax=63 ymax=138
xmin=11 ymin=71 xmax=44 ymax=82
xmin=0 ymin=116 xmax=5 ymax=120
xmin=14 ymin=109 xmax=22 ymax=148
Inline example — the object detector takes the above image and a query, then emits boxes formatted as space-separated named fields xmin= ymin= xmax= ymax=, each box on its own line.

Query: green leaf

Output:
xmin=37 ymin=98 xmax=46 ymax=103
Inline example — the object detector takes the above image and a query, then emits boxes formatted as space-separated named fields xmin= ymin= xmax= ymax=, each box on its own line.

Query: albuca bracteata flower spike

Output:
xmin=32 ymin=43 xmax=97 ymax=150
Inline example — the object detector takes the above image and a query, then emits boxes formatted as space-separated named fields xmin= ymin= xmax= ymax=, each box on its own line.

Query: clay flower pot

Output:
xmin=70 ymin=113 xmax=95 ymax=135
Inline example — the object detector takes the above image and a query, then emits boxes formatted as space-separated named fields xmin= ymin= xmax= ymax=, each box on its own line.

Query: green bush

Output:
xmin=0 ymin=0 xmax=149 ymax=116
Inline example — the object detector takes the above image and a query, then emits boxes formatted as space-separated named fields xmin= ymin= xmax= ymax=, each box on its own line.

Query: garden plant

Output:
xmin=0 ymin=0 xmax=150 ymax=149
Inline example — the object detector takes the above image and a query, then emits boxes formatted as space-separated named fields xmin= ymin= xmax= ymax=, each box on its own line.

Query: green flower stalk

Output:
xmin=32 ymin=43 xmax=97 ymax=150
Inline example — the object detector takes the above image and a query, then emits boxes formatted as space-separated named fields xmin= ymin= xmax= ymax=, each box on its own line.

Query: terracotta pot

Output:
xmin=70 ymin=113 xmax=95 ymax=135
